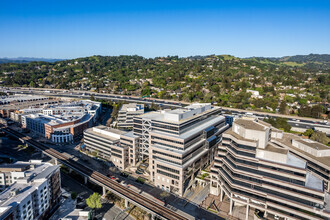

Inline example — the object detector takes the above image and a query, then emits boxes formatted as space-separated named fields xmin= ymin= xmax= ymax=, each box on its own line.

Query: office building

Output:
xmin=134 ymin=103 xmax=228 ymax=196
xmin=84 ymin=125 xmax=140 ymax=169
xmin=0 ymin=160 xmax=61 ymax=220
xmin=117 ymin=103 xmax=144 ymax=129
xmin=210 ymin=118 xmax=330 ymax=220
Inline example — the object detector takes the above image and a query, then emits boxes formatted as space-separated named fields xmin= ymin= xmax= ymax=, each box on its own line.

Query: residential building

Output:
xmin=0 ymin=160 xmax=61 ymax=220
xmin=84 ymin=125 xmax=140 ymax=169
xmin=117 ymin=103 xmax=144 ymax=129
xmin=134 ymin=103 xmax=228 ymax=196
xmin=210 ymin=118 xmax=330 ymax=220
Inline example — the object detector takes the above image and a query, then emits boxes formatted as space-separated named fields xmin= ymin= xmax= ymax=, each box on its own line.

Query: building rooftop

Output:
xmin=234 ymin=119 xmax=269 ymax=131
xmin=85 ymin=125 xmax=129 ymax=142
xmin=273 ymin=133 xmax=330 ymax=168
xmin=119 ymin=103 xmax=144 ymax=112
xmin=264 ymin=144 xmax=288 ymax=154
xmin=138 ymin=103 xmax=218 ymax=124
xmin=224 ymin=129 xmax=257 ymax=143
xmin=0 ymin=163 xmax=30 ymax=172
xmin=295 ymin=139 xmax=329 ymax=151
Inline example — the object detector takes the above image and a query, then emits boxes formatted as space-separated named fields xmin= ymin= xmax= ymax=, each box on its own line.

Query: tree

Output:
xmin=303 ymin=129 xmax=314 ymax=137
xmin=86 ymin=192 xmax=102 ymax=219
xmin=311 ymin=105 xmax=325 ymax=119
xmin=71 ymin=192 xmax=77 ymax=200
xmin=310 ymin=131 xmax=330 ymax=145
xmin=279 ymin=100 xmax=288 ymax=115
xmin=90 ymin=94 xmax=95 ymax=101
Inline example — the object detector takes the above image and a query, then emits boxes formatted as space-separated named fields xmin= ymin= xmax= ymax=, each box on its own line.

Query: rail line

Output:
xmin=3 ymin=127 xmax=188 ymax=220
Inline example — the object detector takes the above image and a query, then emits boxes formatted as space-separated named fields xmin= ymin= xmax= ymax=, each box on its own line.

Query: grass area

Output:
xmin=136 ymin=177 xmax=146 ymax=184
xmin=282 ymin=61 xmax=305 ymax=67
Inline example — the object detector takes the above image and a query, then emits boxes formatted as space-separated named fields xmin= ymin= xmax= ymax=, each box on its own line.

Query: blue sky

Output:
xmin=0 ymin=0 xmax=329 ymax=59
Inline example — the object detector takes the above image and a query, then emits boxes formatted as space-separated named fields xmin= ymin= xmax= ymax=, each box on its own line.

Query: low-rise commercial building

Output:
xmin=210 ymin=118 xmax=330 ymax=220
xmin=0 ymin=96 xmax=59 ymax=119
xmin=22 ymin=100 xmax=101 ymax=143
xmin=134 ymin=103 xmax=228 ymax=196
xmin=0 ymin=160 xmax=61 ymax=220
xmin=84 ymin=125 xmax=140 ymax=169
xmin=117 ymin=103 xmax=144 ymax=129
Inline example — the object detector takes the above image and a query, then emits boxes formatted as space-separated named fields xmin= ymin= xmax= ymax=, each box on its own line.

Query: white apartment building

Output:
xmin=0 ymin=160 xmax=61 ymax=220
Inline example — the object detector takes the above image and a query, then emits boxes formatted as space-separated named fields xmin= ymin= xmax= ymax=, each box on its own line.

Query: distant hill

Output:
xmin=0 ymin=57 xmax=64 ymax=64
xmin=247 ymin=54 xmax=330 ymax=70
xmin=267 ymin=54 xmax=330 ymax=63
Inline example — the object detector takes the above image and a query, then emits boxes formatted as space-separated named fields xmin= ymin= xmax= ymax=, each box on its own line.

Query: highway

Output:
xmin=2 ymin=126 xmax=189 ymax=220
xmin=1 ymin=87 xmax=329 ymax=133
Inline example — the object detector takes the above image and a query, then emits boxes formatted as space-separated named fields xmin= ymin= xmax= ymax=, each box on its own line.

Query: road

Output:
xmin=2 ymin=86 xmax=329 ymax=126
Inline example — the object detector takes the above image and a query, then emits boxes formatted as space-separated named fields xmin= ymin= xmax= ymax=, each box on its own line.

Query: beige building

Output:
xmin=210 ymin=118 xmax=330 ymax=220
xmin=84 ymin=125 xmax=140 ymax=169
xmin=134 ymin=103 xmax=228 ymax=196
xmin=117 ymin=103 xmax=144 ymax=129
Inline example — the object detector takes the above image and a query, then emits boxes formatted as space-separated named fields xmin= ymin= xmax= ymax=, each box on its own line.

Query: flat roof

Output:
xmin=273 ymin=133 xmax=330 ymax=168
xmin=234 ymin=119 xmax=268 ymax=131
xmin=224 ymin=129 xmax=257 ymax=143
xmin=295 ymin=139 xmax=330 ymax=151
xmin=264 ymin=144 xmax=288 ymax=154
xmin=138 ymin=105 xmax=219 ymax=124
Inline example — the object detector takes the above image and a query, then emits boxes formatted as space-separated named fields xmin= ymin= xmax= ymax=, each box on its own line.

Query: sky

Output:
xmin=0 ymin=0 xmax=329 ymax=59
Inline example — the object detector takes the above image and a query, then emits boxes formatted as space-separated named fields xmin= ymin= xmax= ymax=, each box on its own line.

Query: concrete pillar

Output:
xmin=264 ymin=204 xmax=268 ymax=218
xmin=220 ymin=186 xmax=223 ymax=202
xmin=69 ymin=168 xmax=72 ymax=174
xmin=245 ymin=204 xmax=249 ymax=220
xmin=103 ymin=186 xmax=106 ymax=196
xmin=229 ymin=197 xmax=233 ymax=215
xmin=125 ymin=199 xmax=129 ymax=208
xmin=54 ymin=159 xmax=58 ymax=165
xmin=151 ymin=214 xmax=156 ymax=220
xmin=84 ymin=176 xmax=88 ymax=184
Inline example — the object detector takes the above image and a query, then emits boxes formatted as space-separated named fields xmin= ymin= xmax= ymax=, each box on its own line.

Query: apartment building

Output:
xmin=133 ymin=103 xmax=228 ymax=196
xmin=210 ymin=118 xmax=330 ymax=220
xmin=0 ymin=160 xmax=61 ymax=220
xmin=84 ymin=125 xmax=140 ymax=169
xmin=117 ymin=103 xmax=144 ymax=129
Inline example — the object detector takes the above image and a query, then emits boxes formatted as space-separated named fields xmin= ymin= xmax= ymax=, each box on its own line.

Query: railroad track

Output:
xmin=3 ymin=127 xmax=188 ymax=220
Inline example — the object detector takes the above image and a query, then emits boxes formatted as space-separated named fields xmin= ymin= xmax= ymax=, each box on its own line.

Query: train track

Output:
xmin=3 ymin=127 xmax=188 ymax=220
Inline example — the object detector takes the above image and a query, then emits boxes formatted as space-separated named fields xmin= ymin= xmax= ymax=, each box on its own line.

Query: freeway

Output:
xmin=3 ymin=87 xmax=329 ymax=121
xmin=1 ymin=87 xmax=329 ymax=129
xmin=1 ymin=87 xmax=184 ymax=108
xmin=2 ymin=126 xmax=189 ymax=220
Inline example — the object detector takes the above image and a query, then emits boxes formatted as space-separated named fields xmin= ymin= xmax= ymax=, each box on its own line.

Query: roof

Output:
xmin=295 ymin=139 xmax=329 ymax=151
xmin=273 ymin=133 xmax=330 ymax=168
xmin=138 ymin=104 xmax=219 ymax=124
xmin=0 ymin=163 xmax=30 ymax=172
xmin=264 ymin=144 xmax=288 ymax=154
xmin=234 ymin=119 xmax=268 ymax=131
xmin=224 ymin=129 xmax=257 ymax=143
